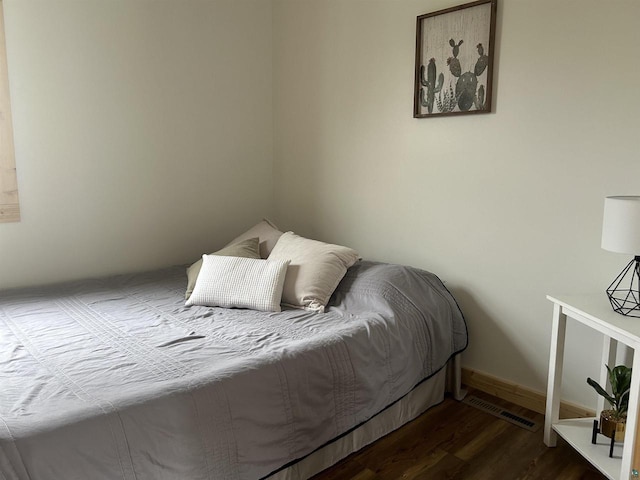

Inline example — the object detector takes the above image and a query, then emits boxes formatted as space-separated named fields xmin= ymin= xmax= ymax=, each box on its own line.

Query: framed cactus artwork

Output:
xmin=413 ymin=0 xmax=497 ymax=118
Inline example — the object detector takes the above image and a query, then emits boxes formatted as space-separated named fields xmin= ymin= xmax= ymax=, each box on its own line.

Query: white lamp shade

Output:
xmin=602 ymin=196 xmax=640 ymax=254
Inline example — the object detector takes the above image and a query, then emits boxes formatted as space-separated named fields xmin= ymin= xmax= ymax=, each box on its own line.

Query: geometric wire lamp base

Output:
xmin=606 ymin=256 xmax=640 ymax=317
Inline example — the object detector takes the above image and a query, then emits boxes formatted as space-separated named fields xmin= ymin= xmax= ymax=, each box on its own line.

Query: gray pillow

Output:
xmin=225 ymin=219 xmax=283 ymax=259
xmin=185 ymin=237 xmax=260 ymax=300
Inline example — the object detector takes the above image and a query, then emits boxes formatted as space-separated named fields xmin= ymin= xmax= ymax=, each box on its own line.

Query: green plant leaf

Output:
xmin=607 ymin=365 xmax=618 ymax=394
xmin=587 ymin=377 xmax=615 ymax=406
xmin=619 ymin=388 xmax=631 ymax=411
xmin=597 ymin=365 xmax=633 ymax=414
xmin=620 ymin=367 xmax=632 ymax=390
xmin=614 ymin=366 xmax=630 ymax=387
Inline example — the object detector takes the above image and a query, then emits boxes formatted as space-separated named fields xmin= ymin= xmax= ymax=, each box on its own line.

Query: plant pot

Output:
xmin=600 ymin=410 xmax=626 ymax=442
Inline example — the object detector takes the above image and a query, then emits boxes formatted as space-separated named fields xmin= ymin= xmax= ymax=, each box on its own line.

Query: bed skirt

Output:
xmin=267 ymin=354 xmax=465 ymax=480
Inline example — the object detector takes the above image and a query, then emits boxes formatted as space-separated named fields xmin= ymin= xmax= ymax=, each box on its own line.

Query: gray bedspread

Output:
xmin=0 ymin=260 xmax=467 ymax=480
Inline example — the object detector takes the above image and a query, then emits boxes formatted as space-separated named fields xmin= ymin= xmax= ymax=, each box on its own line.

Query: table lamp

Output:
xmin=601 ymin=196 xmax=640 ymax=317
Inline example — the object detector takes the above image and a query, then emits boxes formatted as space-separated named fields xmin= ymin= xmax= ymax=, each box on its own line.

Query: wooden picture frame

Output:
xmin=413 ymin=0 xmax=497 ymax=118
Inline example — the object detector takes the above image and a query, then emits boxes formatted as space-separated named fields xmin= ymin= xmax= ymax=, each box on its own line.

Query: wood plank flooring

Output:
xmin=311 ymin=390 xmax=607 ymax=480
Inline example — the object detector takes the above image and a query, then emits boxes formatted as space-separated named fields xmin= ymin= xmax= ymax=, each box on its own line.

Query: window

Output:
xmin=0 ymin=0 xmax=19 ymax=223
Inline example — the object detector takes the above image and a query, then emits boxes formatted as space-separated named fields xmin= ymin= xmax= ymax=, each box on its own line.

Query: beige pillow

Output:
xmin=268 ymin=232 xmax=360 ymax=312
xmin=226 ymin=219 xmax=283 ymax=259
xmin=186 ymin=255 xmax=289 ymax=312
xmin=185 ymin=237 xmax=260 ymax=300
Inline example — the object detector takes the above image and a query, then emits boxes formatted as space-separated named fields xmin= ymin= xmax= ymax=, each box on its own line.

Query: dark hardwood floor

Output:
xmin=311 ymin=390 xmax=607 ymax=480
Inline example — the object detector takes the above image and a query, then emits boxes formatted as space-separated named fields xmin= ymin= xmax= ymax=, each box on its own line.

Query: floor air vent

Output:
xmin=462 ymin=395 xmax=541 ymax=432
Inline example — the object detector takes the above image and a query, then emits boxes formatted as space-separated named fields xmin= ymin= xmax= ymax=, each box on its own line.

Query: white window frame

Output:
xmin=0 ymin=0 xmax=19 ymax=223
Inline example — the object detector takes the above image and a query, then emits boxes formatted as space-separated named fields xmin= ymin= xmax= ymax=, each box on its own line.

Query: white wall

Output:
xmin=2 ymin=0 xmax=639 ymax=408
xmin=273 ymin=0 xmax=640 ymax=406
xmin=0 ymin=0 xmax=273 ymax=289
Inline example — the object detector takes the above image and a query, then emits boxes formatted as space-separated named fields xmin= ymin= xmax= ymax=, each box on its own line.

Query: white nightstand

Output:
xmin=544 ymin=294 xmax=640 ymax=480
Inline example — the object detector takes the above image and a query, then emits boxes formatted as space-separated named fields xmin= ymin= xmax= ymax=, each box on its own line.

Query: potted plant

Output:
xmin=587 ymin=364 xmax=632 ymax=442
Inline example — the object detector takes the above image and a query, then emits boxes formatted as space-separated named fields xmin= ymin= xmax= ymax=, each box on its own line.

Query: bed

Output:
xmin=0 ymin=260 xmax=467 ymax=480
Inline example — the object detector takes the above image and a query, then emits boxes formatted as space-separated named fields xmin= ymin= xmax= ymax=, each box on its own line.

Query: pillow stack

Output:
xmin=185 ymin=219 xmax=359 ymax=313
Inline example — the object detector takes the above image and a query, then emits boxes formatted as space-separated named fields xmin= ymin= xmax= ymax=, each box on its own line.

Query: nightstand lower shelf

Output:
xmin=553 ymin=418 xmax=622 ymax=480
xmin=545 ymin=295 xmax=640 ymax=479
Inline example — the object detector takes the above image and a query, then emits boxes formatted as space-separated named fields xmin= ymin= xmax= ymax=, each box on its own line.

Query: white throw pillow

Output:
xmin=267 ymin=232 xmax=360 ymax=312
xmin=186 ymin=255 xmax=289 ymax=312
xmin=184 ymin=237 xmax=261 ymax=301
